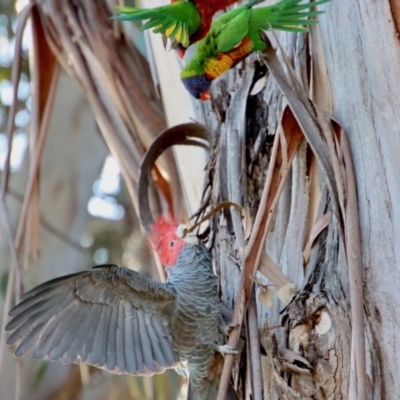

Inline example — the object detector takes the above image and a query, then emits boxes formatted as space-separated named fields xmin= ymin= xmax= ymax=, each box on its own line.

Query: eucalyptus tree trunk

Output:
xmin=148 ymin=1 xmax=399 ymax=399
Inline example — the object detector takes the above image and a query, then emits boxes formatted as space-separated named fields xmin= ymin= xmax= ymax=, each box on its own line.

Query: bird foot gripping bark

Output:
xmin=223 ymin=322 xmax=241 ymax=336
xmin=217 ymin=344 xmax=239 ymax=355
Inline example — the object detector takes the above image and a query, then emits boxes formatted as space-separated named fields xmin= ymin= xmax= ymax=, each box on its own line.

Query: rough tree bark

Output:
xmin=147 ymin=1 xmax=399 ymax=399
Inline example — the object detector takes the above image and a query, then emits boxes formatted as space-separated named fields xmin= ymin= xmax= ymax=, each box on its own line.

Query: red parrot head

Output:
xmin=149 ymin=217 xmax=198 ymax=267
xmin=181 ymin=75 xmax=212 ymax=100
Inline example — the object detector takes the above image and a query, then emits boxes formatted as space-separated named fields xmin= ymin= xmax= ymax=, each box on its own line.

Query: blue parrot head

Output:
xmin=181 ymin=75 xmax=212 ymax=101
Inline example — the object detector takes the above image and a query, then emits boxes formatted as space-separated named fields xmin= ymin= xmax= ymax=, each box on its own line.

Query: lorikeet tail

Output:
xmin=113 ymin=3 xmax=200 ymax=48
xmin=252 ymin=0 xmax=329 ymax=33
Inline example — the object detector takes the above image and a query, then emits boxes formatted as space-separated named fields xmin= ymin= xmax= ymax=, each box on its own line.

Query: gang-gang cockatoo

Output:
xmin=5 ymin=217 xmax=238 ymax=399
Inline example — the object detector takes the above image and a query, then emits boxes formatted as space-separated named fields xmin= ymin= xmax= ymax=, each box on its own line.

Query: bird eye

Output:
xmin=170 ymin=241 xmax=175 ymax=247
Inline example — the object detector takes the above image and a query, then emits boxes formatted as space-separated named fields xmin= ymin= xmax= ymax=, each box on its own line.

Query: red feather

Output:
xmin=171 ymin=0 xmax=239 ymax=56
xmin=189 ymin=0 xmax=237 ymax=44
xmin=149 ymin=217 xmax=186 ymax=267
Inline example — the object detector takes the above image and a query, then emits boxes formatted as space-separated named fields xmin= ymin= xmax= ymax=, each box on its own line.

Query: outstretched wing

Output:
xmin=6 ymin=264 xmax=179 ymax=375
xmin=213 ymin=8 xmax=250 ymax=53
xmin=114 ymin=5 xmax=198 ymax=48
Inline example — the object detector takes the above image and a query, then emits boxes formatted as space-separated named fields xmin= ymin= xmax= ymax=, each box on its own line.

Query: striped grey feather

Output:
xmin=115 ymin=302 xmax=126 ymax=373
xmin=8 ymin=264 xmax=177 ymax=375
xmin=105 ymin=301 xmax=118 ymax=371
xmin=131 ymin=310 xmax=144 ymax=374
xmin=59 ymin=302 xmax=94 ymax=364
xmin=80 ymin=304 xmax=103 ymax=362
xmin=86 ymin=304 xmax=109 ymax=367
xmin=152 ymin=319 xmax=177 ymax=366
xmin=144 ymin=316 xmax=167 ymax=371
xmin=19 ymin=274 xmax=78 ymax=301
xmin=147 ymin=318 xmax=169 ymax=367
xmin=124 ymin=302 xmax=137 ymax=374
xmin=6 ymin=243 xmax=225 ymax=396
xmin=6 ymin=294 xmax=74 ymax=343
xmin=15 ymin=322 xmax=47 ymax=357
xmin=137 ymin=310 xmax=156 ymax=373
xmin=32 ymin=319 xmax=63 ymax=360
xmin=46 ymin=300 xmax=85 ymax=360
xmin=6 ymin=299 xmax=50 ymax=330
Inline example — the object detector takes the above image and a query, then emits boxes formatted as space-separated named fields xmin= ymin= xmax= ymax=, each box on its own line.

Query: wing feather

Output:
xmin=138 ymin=310 xmax=157 ymax=374
xmin=46 ymin=300 xmax=84 ymax=360
xmin=124 ymin=302 xmax=137 ymax=374
xmin=105 ymin=301 xmax=118 ymax=371
xmin=216 ymin=9 xmax=250 ymax=53
xmin=152 ymin=319 xmax=178 ymax=366
xmin=115 ymin=302 xmax=126 ymax=373
xmin=5 ymin=265 xmax=177 ymax=375
xmin=87 ymin=304 xmax=109 ymax=367
xmin=7 ymin=294 xmax=74 ymax=343
xmin=80 ymin=304 xmax=103 ymax=362
xmin=131 ymin=309 xmax=144 ymax=374
xmin=15 ymin=322 xmax=47 ymax=357
xmin=60 ymin=302 xmax=94 ymax=364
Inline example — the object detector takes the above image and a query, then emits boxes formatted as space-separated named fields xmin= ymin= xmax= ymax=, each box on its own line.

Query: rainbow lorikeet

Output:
xmin=180 ymin=0 xmax=328 ymax=100
xmin=114 ymin=0 xmax=241 ymax=57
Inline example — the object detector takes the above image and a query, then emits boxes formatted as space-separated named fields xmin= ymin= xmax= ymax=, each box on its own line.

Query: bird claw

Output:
xmin=224 ymin=323 xmax=240 ymax=336
xmin=218 ymin=344 xmax=239 ymax=355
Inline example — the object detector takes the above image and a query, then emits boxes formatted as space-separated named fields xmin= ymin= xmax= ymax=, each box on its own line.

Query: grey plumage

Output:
xmin=6 ymin=264 xmax=179 ymax=375
xmin=6 ymin=241 xmax=237 ymax=399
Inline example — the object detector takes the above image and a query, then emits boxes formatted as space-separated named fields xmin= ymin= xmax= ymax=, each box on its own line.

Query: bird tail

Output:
xmin=186 ymin=380 xmax=239 ymax=400
xmin=113 ymin=5 xmax=190 ymax=47
xmin=253 ymin=0 xmax=329 ymax=33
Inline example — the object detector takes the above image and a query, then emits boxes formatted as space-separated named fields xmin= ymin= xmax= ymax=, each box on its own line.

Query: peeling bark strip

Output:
xmin=261 ymin=38 xmax=366 ymax=400
xmin=35 ymin=0 xmax=188 ymax=221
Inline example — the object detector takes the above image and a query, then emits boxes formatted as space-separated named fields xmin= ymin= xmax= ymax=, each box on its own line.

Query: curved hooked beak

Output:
xmin=200 ymin=90 xmax=211 ymax=101
xmin=176 ymin=224 xmax=199 ymax=245
xmin=177 ymin=48 xmax=186 ymax=59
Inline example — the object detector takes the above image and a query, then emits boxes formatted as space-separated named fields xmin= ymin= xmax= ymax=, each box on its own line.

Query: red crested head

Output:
xmin=149 ymin=217 xmax=186 ymax=267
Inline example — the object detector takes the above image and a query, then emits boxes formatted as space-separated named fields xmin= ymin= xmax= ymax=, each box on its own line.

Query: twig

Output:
xmin=217 ymin=273 xmax=245 ymax=400
xmin=217 ymin=82 xmax=252 ymax=400
xmin=261 ymin=34 xmax=342 ymax=228
xmin=244 ymin=107 xmax=303 ymax=303
xmin=0 ymin=2 xmax=34 ymax=384
xmin=0 ymin=201 xmax=22 ymax=380
xmin=247 ymin=288 xmax=263 ymax=400
xmin=15 ymin=358 xmax=22 ymax=400
xmin=0 ymin=3 xmax=34 ymax=198
xmin=13 ymin=63 xmax=60 ymax=253
xmin=336 ymin=122 xmax=367 ymax=400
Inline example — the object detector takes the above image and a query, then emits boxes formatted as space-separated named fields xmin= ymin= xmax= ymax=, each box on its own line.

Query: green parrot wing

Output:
xmin=5 ymin=264 xmax=180 ymax=375
xmin=114 ymin=2 xmax=200 ymax=48
xmin=214 ymin=8 xmax=251 ymax=53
